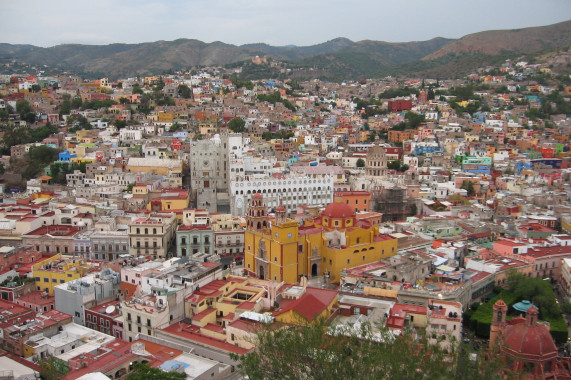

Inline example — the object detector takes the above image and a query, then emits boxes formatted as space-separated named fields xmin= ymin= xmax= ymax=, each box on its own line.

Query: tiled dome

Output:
xmin=321 ymin=203 xmax=355 ymax=219
xmin=503 ymin=307 xmax=557 ymax=362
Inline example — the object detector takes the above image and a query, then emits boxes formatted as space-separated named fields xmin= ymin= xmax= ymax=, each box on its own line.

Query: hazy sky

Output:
xmin=2 ymin=0 xmax=570 ymax=47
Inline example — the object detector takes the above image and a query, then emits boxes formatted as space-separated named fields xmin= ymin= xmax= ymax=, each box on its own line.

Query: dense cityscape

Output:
xmin=1 ymin=18 xmax=571 ymax=380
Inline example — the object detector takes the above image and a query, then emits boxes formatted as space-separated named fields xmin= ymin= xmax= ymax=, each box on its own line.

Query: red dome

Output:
xmin=253 ymin=193 xmax=262 ymax=199
xmin=321 ymin=203 xmax=355 ymax=219
xmin=502 ymin=311 xmax=557 ymax=362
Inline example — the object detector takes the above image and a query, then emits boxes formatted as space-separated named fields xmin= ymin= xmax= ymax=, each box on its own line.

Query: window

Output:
xmin=43 ymin=278 xmax=49 ymax=283
xmin=347 ymin=259 xmax=350 ymax=265
xmin=363 ymin=256 xmax=365 ymax=261
xmin=147 ymin=319 xmax=151 ymax=327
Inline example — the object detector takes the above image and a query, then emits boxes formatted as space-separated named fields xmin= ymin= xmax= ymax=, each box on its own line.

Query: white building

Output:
xmin=119 ymin=128 xmax=143 ymax=142
xmin=54 ymin=269 xmax=121 ymax=325
xmin=26 ymin=323 xmax=115 ymax=363
xmin=560 ymin=258 xmax=571 ymax=302
xmin=230 ymin=175 xmax=334 ymax=216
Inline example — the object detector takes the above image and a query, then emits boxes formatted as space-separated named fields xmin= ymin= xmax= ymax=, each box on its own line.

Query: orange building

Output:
xmin=333 ymin=191 xmax=372 ymax=213
xmin=388 ymin=130 xmax=415 ymax=143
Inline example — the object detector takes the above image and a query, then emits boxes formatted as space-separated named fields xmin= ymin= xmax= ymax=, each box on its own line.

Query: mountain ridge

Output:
xmin=0 ymin=20 xmax=570 ymax=80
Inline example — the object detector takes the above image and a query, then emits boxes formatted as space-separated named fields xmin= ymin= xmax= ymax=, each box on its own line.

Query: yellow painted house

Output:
xmin=244 ymin=194 xmax=397 ymax=284
xmin=126 ymin=157 xmax=183 ymax=176
xmin=157 ymin=111 xmax=174 ymax=123
xmin=272 ymin=285 xmax=338 ymax=325
xmin=31 ymin=254 xmax=91 ymax=296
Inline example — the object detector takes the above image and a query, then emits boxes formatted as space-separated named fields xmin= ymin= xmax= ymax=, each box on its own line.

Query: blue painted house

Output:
xmin=58 ymin=150 xmax=77 ymax=162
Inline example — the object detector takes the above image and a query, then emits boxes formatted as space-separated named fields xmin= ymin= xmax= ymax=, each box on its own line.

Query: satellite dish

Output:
xmin=105 ymin=305 xmax=116 ymax=314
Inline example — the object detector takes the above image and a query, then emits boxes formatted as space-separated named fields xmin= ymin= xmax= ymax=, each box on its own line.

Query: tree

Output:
xmin=356 ymin=158 xmax=365 ymax=168
xmin=387 ymin=160 xmax=401 ymax=171
xmin=126 ymin=363 xmax=185 ymax=380
xmin=16 ymin=100 xmax=36 ymax=124
xmin=231 ymin=320 xmax=505 ymax=380
xmin=427 ymin=87 xmax=435 ymax=100
xmin=228 ymin=118 xmax=246 ymax=133
xmin=28 ymin=145 xmax=58 ymax=165
xmin=132 ymin=84 xmax=144 ymax=95
xmin=450 ymin=86 xmax=475 ymax=101
xmin=71 ymin=97 xmax=83 ymax=109
xmin=461 ymin=180 xmax=475 ymax=197
xmin=169 ymin=122 xmax=182 ymax=132
xmin=39 ymin=356 xmax=68 ymax=380
xmin=16 ymin=100 xmax=31 ymax=115
xmin=2 ymin=125 xmax=27 ymax=149
xmin=177 ymin=84 xmax=192 ymax=99
xmin=561 ymin=302 xmax=571 ymax=316
xmin=59 ymin=97 xmax=71 ymax=116
xmin=114 ymin=119 xmax=127 ymax=129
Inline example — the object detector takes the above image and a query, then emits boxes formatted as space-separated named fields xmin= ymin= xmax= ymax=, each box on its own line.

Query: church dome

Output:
xmin=502 ymin=307 xmax=557 ymax=362
xmin=321 ymin=203 xmax=355 ymax=219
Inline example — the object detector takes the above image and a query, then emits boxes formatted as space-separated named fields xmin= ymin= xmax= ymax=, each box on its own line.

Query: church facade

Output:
xmin=244 ymin=193 xmax=398 ymax=283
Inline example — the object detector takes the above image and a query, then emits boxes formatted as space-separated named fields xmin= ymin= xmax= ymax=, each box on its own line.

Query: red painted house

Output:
xmin=85 ymin=299 xmax=124 ymax=339
xmin=388 ymin=99 xmax=412 ymax=112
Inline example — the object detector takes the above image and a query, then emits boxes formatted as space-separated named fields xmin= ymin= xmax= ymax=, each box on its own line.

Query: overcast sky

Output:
xmin=2 ymin=0 xmax=570 ymax=47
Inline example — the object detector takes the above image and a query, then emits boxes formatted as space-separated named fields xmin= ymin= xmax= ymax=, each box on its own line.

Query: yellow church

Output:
xmin=244 ymin=193 xmax=398 ymax=284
